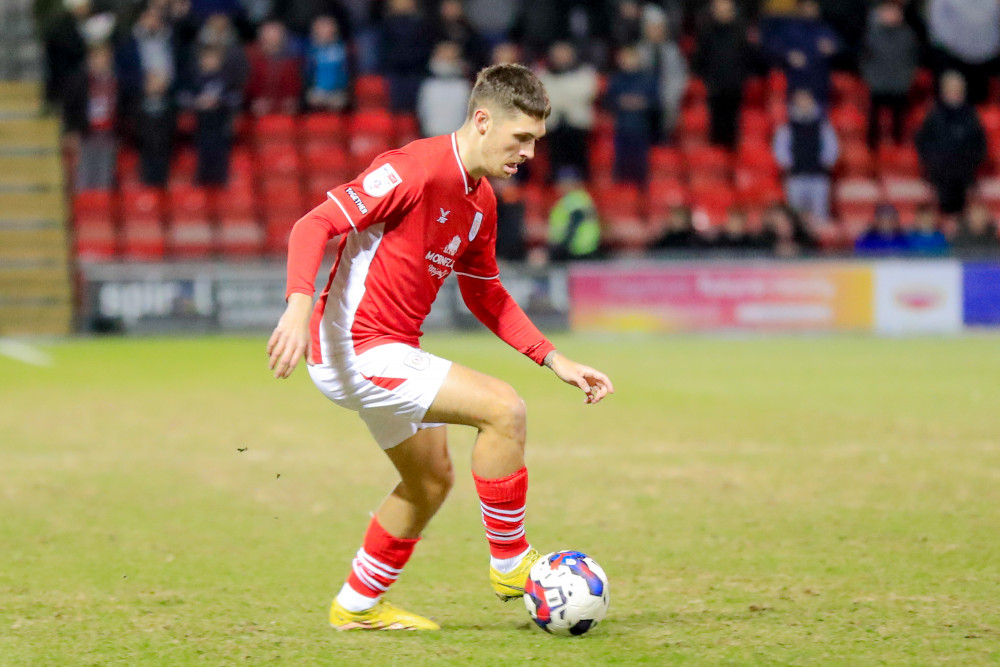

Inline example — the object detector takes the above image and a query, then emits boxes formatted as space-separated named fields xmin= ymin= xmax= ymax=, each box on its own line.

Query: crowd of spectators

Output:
xmin=41 ymin=0 xmax=1000 ymax=261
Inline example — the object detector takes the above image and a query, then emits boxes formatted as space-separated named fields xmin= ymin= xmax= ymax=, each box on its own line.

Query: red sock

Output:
xmin=344 ymin=516 xmax=419 ymax=599
xmin=473 ymin=466 xmax=530 ymax=559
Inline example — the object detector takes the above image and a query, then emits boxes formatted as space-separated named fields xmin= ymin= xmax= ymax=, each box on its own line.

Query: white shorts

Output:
xmin=307 ymin=342 xmax=453 ymax=450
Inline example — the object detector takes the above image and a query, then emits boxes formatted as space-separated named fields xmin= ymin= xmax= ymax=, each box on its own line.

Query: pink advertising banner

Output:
xmin=569 ymin=263 xmax=875 ymax=332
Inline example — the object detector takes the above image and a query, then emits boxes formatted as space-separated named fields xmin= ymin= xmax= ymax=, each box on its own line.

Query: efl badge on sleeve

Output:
xmin=469 ymin=211 xmax=483 ymax=242
xmin=363 ymin=164 xmax=402 ymax=197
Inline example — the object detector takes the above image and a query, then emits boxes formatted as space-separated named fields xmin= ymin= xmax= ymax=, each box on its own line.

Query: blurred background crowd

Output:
xmin=40 ymin=0 xmax=1000 ymax=262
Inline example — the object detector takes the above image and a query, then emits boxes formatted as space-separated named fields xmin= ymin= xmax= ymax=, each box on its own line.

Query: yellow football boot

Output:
xmin=329 ymin=599 xmax=440 ymax=631
xmin=489 ymin=548 xmax=541 ymax=601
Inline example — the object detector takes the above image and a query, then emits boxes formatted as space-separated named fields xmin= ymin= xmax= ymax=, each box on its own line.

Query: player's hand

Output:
xmin=267 ymin=293 xmax=313 ymax=379
xmin=546 ymin=352 xmax=615 ymax=405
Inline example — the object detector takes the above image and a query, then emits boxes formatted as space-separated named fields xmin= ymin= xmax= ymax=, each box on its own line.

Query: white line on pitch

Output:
xmin=0 ymin=339 xmax=53 ymax=366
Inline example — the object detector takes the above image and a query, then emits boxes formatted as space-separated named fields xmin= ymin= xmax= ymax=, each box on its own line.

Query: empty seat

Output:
xmin=254 ymin=114 xmax=298 ymax=147
xmin=300 ymin=112 xmax=348 ymax=147
xmin=679 ymin=104 xmax=710 ymax=140
xmin=837 ymin=141 xmax=873 ymax=178
xmin=882 ymin=176 xmax=933 ymax=222
xmin=74 ymin=190 xmax=117 ymax=260
xmin=649 ymin=146 xmax=684 ymax=179
xmin=690 ymin=181 xmax=735 ymax=225
xmin=877 ymin=144 xmax=922 ymax=178
xmin=394 ymin=113 xmax=421 ymax=145
xmin=594 ymin=184 xmax=647 ymax=249
xmin=740 ymin=108 xmax=772 ymax=142
xmin=354 ymin=74 xmax=389 ymax=109
xmin=167 ymin=185 xmax=214 ymax=257
xmin=647 ymin=178 xmax=688 ymax=222
xmin=686 ymin=145 xmax=731 ymax=179
xmin=835 ymin=177 xmax=882 ymax=225
xmin=830 ymin=104 xmax=867 ymax=141
xmin=257 ymin=143 xmax=301 ymax=178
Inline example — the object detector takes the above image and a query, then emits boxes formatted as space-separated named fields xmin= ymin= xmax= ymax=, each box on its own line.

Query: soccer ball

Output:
xmin=524 ymin=550 xmax=610 ymax=636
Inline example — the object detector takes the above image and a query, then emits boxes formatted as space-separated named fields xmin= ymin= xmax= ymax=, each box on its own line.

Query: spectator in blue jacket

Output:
xmin=855 ymin=204 xmax=909 ymax=255
xmin=379 ymin=0 xmax=432 ymax=113
xmin=607 ymin=44 xmax=658 ymax=184
xmin=906 ymin=204 xmax=950 ymax=256
xmin=763 ymin=0 xmax=841 ymax=105
xmin=305 ymin=15 xmax=349 ymax=111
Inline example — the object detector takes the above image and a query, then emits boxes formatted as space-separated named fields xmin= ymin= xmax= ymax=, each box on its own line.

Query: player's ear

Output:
xmin=474 ymin=108 xmax=490 ymax=135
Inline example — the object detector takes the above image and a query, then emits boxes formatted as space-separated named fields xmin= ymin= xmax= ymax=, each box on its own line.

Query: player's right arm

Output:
xmin=268 ymin=151 xmax=424 ymax=378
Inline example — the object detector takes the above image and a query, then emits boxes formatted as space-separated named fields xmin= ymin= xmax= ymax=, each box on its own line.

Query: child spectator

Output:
xmin=773 ymin=88 xmax=838 ymax=229
xmin=64 ymin=42 xmax=118 ymax=191
xmin=906 ymin=204 xmax=950 ymax=256
xmin=760 ymin=203 xmax=818 ymax=257
xmin=538 ymin=41 xmax=598 ymax=179
xmin=607 ymin=44 xmax=658 ymax=185
xmin=416 ymin=41 xmax=470 ymax=138
xmin=138 ymin=69 xmax=175 ymax=186
xmin=861 ymin=1 xmax=918 ymax=149
xmin=651 ymin=205 xmax=699 ymax=250
xmin=181 ymin=45 xmax=242 ymax=185
xmin=855 ymin=203 xmax=909 ymax=255
xmin=713 ymin=207 xmax=760 ymax=251
xmin=246 ymin=20 xmax=303 ymax=116
xmin=305 ymin=15 xmax=350 ymax=111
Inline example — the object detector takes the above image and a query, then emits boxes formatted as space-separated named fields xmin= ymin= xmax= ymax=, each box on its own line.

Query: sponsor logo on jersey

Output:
xmin=344 ymin=187 xmax=369 ymax=214
xmin=362 ymin=163 xmax=402 ymax=197
xmin=425 ymin=250 xmax=454 ymax=268
xmin=469 ymin=211 xmax=483 ymax=242
xmin=437 ymin=208 xmax=451 ymax=224
xmin=444 ymin=235 xmax=461 ymax=256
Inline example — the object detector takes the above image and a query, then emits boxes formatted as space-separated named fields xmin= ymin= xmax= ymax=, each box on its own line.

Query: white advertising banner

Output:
xmin=874 ymin=261 xmax=963 ymax=335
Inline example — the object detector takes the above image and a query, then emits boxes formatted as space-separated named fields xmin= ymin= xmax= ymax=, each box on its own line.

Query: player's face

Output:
xmin=483 ymin=110 xmax=546 ymax=179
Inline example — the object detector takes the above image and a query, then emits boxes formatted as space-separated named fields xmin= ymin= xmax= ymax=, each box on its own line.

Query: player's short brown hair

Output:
xmin=467 ymin=64 xmax=551 ymax=121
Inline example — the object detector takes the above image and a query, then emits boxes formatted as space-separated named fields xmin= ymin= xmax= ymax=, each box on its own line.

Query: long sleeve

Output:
xmin=284 ymin=198 xmax=350 ymax=298
xmin=458 ymin=274 xmax=556 ymax=366
xmin=773 ymin=125 xmax=792 ymax=170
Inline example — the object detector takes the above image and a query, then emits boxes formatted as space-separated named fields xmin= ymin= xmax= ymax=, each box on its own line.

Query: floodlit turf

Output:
xmin=2 ymin=333 xmax=1000 ymax=665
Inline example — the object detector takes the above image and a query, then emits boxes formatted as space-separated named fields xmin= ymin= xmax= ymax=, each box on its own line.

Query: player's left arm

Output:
xmin=455 ymin=208 xmax=613 ymax=404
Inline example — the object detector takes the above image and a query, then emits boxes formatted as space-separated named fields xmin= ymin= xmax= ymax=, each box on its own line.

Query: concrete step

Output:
xmin=0 ymin=226 xmax=69 ymax=262
xmin=0 ymin=301 xmax=73 ymax=336
xmin=0 ymin=264 xmax=71 ymax=296
xmin=0 ymin=154 xmax=63 ymax=188
xmin=0 ymin=190 xmax=66 ymax=220
xmin=0 ymin=117 xmax=60 ymax=151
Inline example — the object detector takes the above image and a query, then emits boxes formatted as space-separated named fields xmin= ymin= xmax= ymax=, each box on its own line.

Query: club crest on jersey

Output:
xmin=444 ymin=235 xmax=461 ymax=255
xmin=437 ymin=208 xmax=450 ymax=224
xmin=469 ymin=211 xmax=483 ymax=242
xmin=362 ymin=163 xmax=402 ymax=197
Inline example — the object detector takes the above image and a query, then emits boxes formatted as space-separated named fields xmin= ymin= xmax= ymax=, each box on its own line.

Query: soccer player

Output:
xmin=267 ymin=64 xmax=614 ymax=631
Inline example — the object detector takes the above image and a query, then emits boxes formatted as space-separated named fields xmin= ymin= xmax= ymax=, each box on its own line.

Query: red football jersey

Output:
xmin=286 ymin=133 xmax=555 ymax=366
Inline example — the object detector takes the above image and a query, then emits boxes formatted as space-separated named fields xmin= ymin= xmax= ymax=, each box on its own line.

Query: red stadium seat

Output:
xmin=121 ymin=188 xmax=163 ymax=224
xmin=588 ymin=139 xmax=615 ymax=182
xmin=303 ymin=143 xmax=352 ymax=183
xmin=690 ymin=181 xmax=735 ymax=225
xmin=736 ymin=139 xmax=779 ymax=177
xmin=686 ymin=145 xmax=731 ymax=179
xmin=649 ymin=146 xmax=684 ymax=179
xmin=167 ymin=185 xmax=215 ymax=257
xmin=740 ymin=108 xmax=772 ymax=142
xmin=976 ymin=176 xmax=1000 ymax=217
xmin=394 ymin=113 xmax=420 ymax=145
xmin=349 ymin=109 xmax=394 ymax=168
xmin=679 ymin=104 xmax=710 ymax=141
xmin=257 ymin=143 xmax=301 ymax=179
xmin=743 ymin=76 xmax=767 ymax=109
xmin=830 ymin=104 xmax=867 ymax=141
xmin=835 ymin=177 xmax=882 ymax=229
xmin=254 ymin=114 xmax=298 ymax=147
xmin=263 ymin=210 xmax=299 ymax=255
xmin=882 ymin=176 xmax=933 ymax=223
xmin=594 ymin=184 xmax=647 ymax=249
xmin=831 ymin=72 xmax=868 ymax=109
xmin=117 ymin=148 xmax=141 ymax=189
xmin=877 ymin=145 xmax=922 ymax=178
xmin=735 ymin=171 xmax=783 ymax=208
xmin=979 ymin=104 xmax=1000 ymax=146
xmin=170 ymin=147 xmax=198 ymax=183
xmin=682 ymin=77 xmax=707 ymax=107
xmin=647 ymin=178 xmax=688 ymax=222
xmin=592 ymin=111 xmax=614 ymax=142
xmin=905 ymin=103 xmax=930 ymax=140
xmin=300 ymin=112 xmax=348 ymax=147
xmin=354 ymin=74 xmax=389 ymax=109
xmin=837 ymin=141 xmax=874 ymax=178
xmin=73 ymin=190 xmax=118 ymax=260
xmin=261 ymin=178 xmax=304 ymax=216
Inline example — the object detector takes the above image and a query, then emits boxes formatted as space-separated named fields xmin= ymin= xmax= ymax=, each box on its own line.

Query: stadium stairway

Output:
xmin=0 ymin=80 xmax=74 ymax=336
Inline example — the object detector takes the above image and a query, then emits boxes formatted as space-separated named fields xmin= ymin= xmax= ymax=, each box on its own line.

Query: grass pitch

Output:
xmin=2 ymin=333 xmax=1000 ymax=665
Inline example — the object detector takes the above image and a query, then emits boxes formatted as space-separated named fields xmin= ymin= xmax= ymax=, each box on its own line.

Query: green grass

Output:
xmin=2 ymin=334 xmax=1000 ymax=665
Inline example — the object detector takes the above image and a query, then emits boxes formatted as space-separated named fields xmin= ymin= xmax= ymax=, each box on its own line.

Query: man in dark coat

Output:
xmin=915 ymin=71 xmax=987 ymax=215
xmin=693 ymin=0 xmax=755 ymax=148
